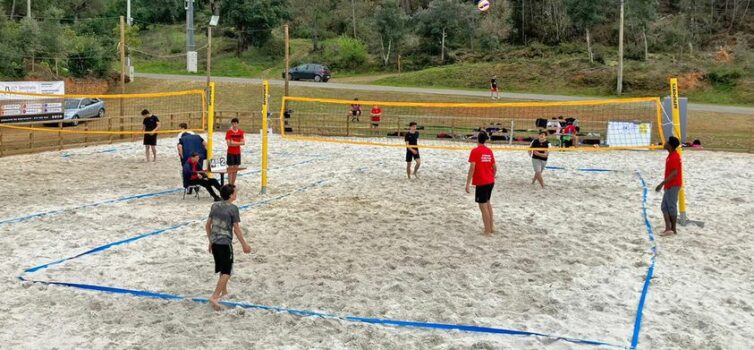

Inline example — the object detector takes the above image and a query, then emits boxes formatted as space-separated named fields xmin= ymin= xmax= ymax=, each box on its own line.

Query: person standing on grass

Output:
xmin=490 ymin=75 xmax=500 ymax=99
xmin=142 ymin=109 xmax=160 ymax=162
xmin=655 ymin=136 xmax=683 ymax=237
xmin=226 ymin=118 xmax=245 ymax=185
xmin=206 ymin=184 xmax=252 ymax=311
xmin=529 ymin=130 xmax=549 ymax=188
xmin=465 ymin=132 xmax=497 ymax=236
xmin=405 ymin=121 xmax=421 ymax=179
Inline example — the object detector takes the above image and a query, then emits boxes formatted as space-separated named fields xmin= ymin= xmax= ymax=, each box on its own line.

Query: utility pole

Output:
xmin=351 ymin=0 xmax=357 ymax=38
xmin=284 ymin=24 xmax=290 ymax=97
xmin=207 ymin=26 xmax=212 ymax=86
xmin=127 ymin=0 xmax=132 ymax=25
xmin=185 ymin=0 xmax=197 ymax=72
xmin=26 ymin=0 xmax=30 ymax=18
xmin=126 ymin=0 xmax=133 ymax=82
xmin=617 ymin=0 xmax=625 ymax=95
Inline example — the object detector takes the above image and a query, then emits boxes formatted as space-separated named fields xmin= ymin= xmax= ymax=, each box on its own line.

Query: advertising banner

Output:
xmin=0 ymin=81 xmax=65 ymax=123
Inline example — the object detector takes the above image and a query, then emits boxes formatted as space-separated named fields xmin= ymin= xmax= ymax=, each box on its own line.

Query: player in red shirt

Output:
xmin=466 ymin=132 xmax=497 ymax=236
xmin=225 ymin=118 xmax=245 ymax=185
xmin=370 ymin=105 xmax=382 ymax=128
xmin=655 ymin=136 xmax=683 ymax=236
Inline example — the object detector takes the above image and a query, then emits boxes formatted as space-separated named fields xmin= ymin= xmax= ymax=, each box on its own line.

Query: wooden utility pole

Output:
xmin=440 ymin=28 xmax=446 ymax=63
xmin=284 ymin=24 xmax=290 ymax=97
xmin=351 ymin=0 xmax=357 ymax=38
xmin=617 ymin=0 xmax=625 ymax=95
xmin=207 ymin=26 xmax=212 ymax=86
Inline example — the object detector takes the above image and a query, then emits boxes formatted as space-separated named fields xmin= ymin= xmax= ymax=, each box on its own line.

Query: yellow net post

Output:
xmin=669 ymin=78 xmax=687 ymax=219
xmin=669 ymin=78 xmax=703 ymax=227
xmin=261 ymin=80 xmax=269 ymax=194
xmin=207 ymin=82 xmax=216 ymax=162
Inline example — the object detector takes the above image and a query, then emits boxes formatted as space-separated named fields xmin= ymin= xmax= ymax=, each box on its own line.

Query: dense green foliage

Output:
xmin=0 ymin=0 xmax=752 ymax=102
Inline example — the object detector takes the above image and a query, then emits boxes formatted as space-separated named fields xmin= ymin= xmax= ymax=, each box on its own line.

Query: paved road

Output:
xmin=136 ymin=73 xmax=754 ymax=115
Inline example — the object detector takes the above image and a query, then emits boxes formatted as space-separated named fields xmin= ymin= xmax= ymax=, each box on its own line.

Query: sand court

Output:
xmin=1 ymin=134 xmax=752 ymax=349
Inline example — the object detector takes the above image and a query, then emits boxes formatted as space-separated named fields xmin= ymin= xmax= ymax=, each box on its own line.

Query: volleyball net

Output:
xmin=0 ymin=89 xmax=207 ymax=154
xmin=278 ymin=96 xmax=666 ymax=151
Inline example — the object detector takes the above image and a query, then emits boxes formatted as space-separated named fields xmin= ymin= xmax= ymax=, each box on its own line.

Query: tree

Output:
xmin=626 ymin=0 xmax=657 ymax=61
xmin=221 ymin=0 xmax=288 ymax=55
xmin=416 ymin=0 xmax=474 ymax=63
xmin=133 ymin=0 xmax=185 ymax=24
xmin=375 ymin=0 xmax=409 ymax=66
xmin=565 ymin=0 xmax=605 ymax=63
xmin=476 ymin=0 xmax=513 ymax=50
xmin=18 ymin=17 xmax=41 ymax=71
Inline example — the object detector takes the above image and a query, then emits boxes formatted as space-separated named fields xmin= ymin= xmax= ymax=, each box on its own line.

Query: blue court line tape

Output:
xmin=544 ymin=166 xmax=617 ymax=172
xmin=0 ymin=157 xmax=327 ymax=227
xmin=576 ymin=168 xmax=616 ymax=172
xmin=15 ymin=277 xmax=626 ymax=349
xmin=16 ymin=170 xmax=653 ymax=349
xmin=20 ymin=180 xmax=327 ymax=277
xmin=62 ymin=147 xmax=122 ymax=158
xmin=22 ymin=223 xmax=192 ymax=275
xmin=629 ymin=172 xmax=657 ymax=349
xmin=0 ymin=188 xmax=182 ymax=226
xmin=16 ymin=174 xmax=627 ymax=348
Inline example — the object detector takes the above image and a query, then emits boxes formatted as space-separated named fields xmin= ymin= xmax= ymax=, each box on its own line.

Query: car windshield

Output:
xmin=64 ymin=99 xmax=79 ymax=109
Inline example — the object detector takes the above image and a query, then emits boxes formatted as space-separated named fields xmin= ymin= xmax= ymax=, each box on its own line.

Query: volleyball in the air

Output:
xmin=477 ymin=0 xmax=491 ymax=11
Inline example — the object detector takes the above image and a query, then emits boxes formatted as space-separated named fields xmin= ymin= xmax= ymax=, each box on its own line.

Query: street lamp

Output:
xmin=207 ymin=15 xmax=219 ymax=86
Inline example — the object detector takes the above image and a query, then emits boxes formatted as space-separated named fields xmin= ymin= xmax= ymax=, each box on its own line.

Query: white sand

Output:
xmin=0 ymin=134 xmax=752 ymax=349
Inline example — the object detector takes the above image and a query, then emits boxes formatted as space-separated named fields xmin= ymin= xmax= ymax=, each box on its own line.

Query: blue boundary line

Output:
xmin=0 ymin=157 xmax=326 ymax=227
xmin=545 ymin=166 xmax=619 ymax=172
xmin=14 ymin=169 xmax=658 ymax=349
xmin=629 ymin=172 xmax=657 ymax=349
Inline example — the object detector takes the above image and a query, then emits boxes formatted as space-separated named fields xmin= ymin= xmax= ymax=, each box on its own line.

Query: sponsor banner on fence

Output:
xmin=0 ymin=81 xmax=65 ymax=124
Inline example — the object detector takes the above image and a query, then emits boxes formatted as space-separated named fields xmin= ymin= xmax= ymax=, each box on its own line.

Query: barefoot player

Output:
xmin=206 ymin=184 xmax=252 ymax=310
xmin=655 ymin=136 xmax=683 ymax=237
xmin=405 ymin=121 xmax=421 ymax=179
xmin=465 ymin=131 xmax=497 ymax=236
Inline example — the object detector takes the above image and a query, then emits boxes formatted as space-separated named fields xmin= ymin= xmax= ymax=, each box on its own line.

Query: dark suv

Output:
xmin=283 ymin=64 xmax=331 ymax=82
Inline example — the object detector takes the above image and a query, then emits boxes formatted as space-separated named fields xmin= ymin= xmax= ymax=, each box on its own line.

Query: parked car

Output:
xmin=64 ymin=98 xmax=105 ymax=126
xmin=282 ymin=64 xmax=331 ymax=82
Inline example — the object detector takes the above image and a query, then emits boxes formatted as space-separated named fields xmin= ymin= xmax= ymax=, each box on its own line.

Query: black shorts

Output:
xmin=212 ymin=244 xmax=233 ymax=275
xmin=143 ymin=133 xmax=157 ymax=146
xmin=405 ymin=149 xmax=420 ymax=162
xmin=227 ymin=154 xmax=241 ymax=166
xmin=475 ymin=183 xmax=495 ymax=203
xmin=351 ymin=110 xmax=360 ymax=116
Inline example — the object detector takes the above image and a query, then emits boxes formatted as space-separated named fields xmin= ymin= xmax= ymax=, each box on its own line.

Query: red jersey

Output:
xmin=371 ymin=107 xmax=382 ymax=122
xmin=188 ymin=158 xmax=201 ymax=181
xmin=563 ymin=124 xmax=576 ymax=135
xmin=664 ymin=150 xmax=683 ymax=189
xmin=468 ymin=145 xmax=496 ymax=186
xmin=225 ymin=128 xmax=244 ymax=155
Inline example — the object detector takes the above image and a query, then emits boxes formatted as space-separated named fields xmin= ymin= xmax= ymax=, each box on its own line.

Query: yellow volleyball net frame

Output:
xmin=278 ymin=96 xmax=666 ymax=152
xmin=0 ymin=89 xmax=208 ymax=136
